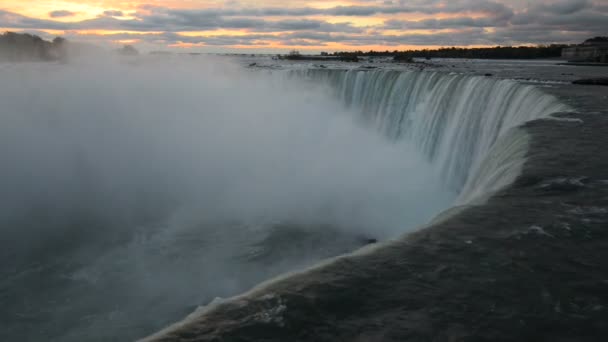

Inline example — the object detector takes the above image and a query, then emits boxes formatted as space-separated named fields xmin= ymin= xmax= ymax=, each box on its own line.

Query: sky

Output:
xmin=0 ymin=0 xmax=607 ymax=53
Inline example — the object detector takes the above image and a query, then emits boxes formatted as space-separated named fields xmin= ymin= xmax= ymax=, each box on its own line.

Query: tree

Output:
xmin=0 ymin=32 xmax=68 ymax=62
xmin=53 ymin=37 xmax=66 ymax=46
xmin=117 ymin=45 xmax=139 ymax=56
xmin=584 ymin=37 xmax=608 ymax=45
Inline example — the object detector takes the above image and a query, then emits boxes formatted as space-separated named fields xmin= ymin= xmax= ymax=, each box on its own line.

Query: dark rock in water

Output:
xmin=393 ymin=54 xmax=413 ymax=63
xmin=573 ymin=78 xmax=608 ymax=86
xmin=356 ymin=236 xmax=378 ymax=245
xmin=485 ymin=73 xmax=494 ymax=77
xmin=248 ymin=63 xmax=257 ymax=67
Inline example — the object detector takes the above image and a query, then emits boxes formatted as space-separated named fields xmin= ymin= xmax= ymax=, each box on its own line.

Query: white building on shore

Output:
xmin=562 ymin=37 xmax=608 ymax=63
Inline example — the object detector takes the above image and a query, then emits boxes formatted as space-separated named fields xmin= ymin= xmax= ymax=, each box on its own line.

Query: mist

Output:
xmin=0 ymin=56 xmax=454 ymax=341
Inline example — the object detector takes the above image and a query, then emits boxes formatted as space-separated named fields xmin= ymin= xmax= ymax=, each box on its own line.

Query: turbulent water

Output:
xmin=0 ymin=58 xmax=569 ymax=342
xmin=289 ymin=69 xmax=569 ymax=199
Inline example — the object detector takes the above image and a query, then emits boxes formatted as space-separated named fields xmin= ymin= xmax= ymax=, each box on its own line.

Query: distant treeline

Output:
xmin=280 ymin=50 xmax=359 ymax=62
xmin=0 ymin=32 xmax=141 ymax=62
xmin=0 ymin=32 xmax=68 ymax=62
xmin=329 ymin=45 xmax=570 ymax=61
xmin=584 ymin=36 xmax=608 ymax=44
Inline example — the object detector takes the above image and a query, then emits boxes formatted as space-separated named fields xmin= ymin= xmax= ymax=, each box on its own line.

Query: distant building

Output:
xmin=562 ymin=37 xmax=608 ymax=63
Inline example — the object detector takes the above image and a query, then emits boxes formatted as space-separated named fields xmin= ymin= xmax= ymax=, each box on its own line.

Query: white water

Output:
xmin=0 ymin=58 xmax=570 ymax=342
xmin=290 ymin=69 xmax=570 ymax=199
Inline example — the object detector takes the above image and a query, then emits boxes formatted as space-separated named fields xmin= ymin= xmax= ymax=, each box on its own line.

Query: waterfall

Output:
xmin=289 ymin=69 xmax=570 ymax=201
xmin=0 ymin=61 xmax=574 ymax=342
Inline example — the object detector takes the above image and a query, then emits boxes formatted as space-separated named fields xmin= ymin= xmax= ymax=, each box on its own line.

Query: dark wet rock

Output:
xmin=393 ymin=54 xmax=414 ymax=63
xmin=248 ymin=63 xmax=257 ymax=67
xmin=357 ymin=236 xmax=378 ymax=245
xmin=572 ymin=78 xmax=608 ymax=86
xmin=484 ymin=73 xmax=494 ymax=76
xmin=524 ymin=225 xmax=556 ymax=238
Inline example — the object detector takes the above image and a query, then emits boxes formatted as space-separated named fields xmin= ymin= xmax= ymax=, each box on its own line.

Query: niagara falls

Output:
xmin=1 ymin=1 xmax=608 ymax=342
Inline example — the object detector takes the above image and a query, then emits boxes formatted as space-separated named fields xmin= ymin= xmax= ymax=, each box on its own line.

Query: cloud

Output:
xmin=48 ymin=10 xmax=76 ymax=18
xmin=102 ymin=10 xmax=124 ymax=17
xmin=1 ymin=0 xmax=606 ymax=50
xmin=384 ymin=16 xmax=508 ymax=30
xmin=534 ymin=0 xmax=593 ymax=15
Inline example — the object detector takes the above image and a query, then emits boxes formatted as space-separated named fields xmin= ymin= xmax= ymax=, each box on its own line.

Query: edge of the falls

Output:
xmin=141 ymin=70 xmax=608 ymax=342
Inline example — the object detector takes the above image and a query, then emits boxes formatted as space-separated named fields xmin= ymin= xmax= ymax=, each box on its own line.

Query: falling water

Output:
xmin=290 ymin=69 xmax=570 ymax=198
xmin=0 ymin=59 xmax=571 ymax=341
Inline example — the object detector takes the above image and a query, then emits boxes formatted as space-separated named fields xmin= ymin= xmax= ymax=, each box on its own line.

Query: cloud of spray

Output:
xmin=0 ymin=56 xmax=454 ymax=341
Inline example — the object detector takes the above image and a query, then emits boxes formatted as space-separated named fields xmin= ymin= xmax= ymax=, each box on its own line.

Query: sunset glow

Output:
xmin=1 ymin=0 xmax=606 ymax=52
